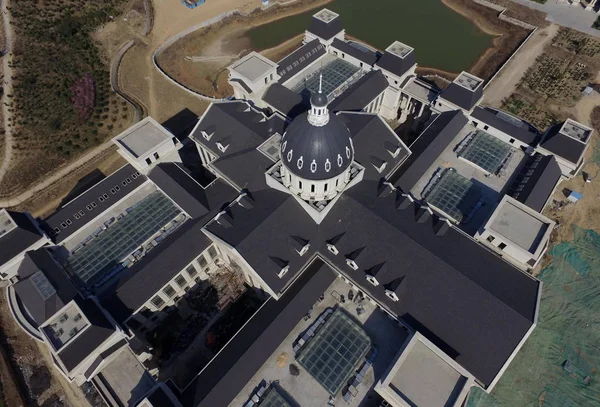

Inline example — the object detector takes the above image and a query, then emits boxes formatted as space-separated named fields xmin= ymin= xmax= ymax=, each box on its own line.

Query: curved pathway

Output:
xmin=0 ymin=0 xmax=15 ymax=185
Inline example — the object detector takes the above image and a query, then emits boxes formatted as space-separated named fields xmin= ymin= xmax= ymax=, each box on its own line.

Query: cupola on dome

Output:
xmin=281 ymin=76 xmax=354 ymax=181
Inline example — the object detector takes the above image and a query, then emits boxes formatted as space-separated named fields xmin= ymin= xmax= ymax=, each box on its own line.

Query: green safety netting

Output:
xmin=467 ymin=226 xmax=600 ymax=407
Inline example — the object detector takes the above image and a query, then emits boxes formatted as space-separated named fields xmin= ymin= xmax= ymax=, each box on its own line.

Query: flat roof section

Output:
xmin=117 ymin=119 xmax=173 ymax=158
xmin=378 ymin=333 xmax=472 ymax=407
xmin=228 ymin=276 xmax=410 ymax=407
xmin=454 ymin=71 xmax=483 ymax=91
xmin=313 ymin=8 xmax=339 ymax=23
xmin=42 ymin=302 xmax=89 ymax=351
xmin=561 ymin=118 xmax=592 ymax=143
xmin=385 ymin=41 xmax=414 ymax=59
xmin=0 ymin=210 xmax=16 ymax=238
xmin=231 ymin=52 xmax=277 ymax=83
xmin=489 ymin=198 xmax=550 ymax=253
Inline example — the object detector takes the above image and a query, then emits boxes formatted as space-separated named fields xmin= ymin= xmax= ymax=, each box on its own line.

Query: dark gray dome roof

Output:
xmin=311 ymin=92 xmax=328 ymax=108
xmin=281 ymin=112 xmax=354 ymax=180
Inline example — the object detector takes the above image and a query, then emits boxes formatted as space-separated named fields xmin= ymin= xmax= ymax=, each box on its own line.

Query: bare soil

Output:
xmin=0 ymin=291 xmax=91 ymax=407
xmin=10 ymin=149 xmax=127 ymax=218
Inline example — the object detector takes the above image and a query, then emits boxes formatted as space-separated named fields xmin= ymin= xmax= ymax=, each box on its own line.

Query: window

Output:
xmin=197 ymin=255 xmax=208 ymax=269
xmin=342 ymin=53 xmax=345 ymax=59
xmin=298 ymin=180 xmax=303 ymax=189
xmin=509 ymin=138 xmax=515 ymax=144
xmin=151 ymin=296 xmax=165 ymax=309
xmin=174 ymin=275 xmax=187 ymax=289
xmin=186 ymin=264 xmax=198 ymax=278
xmin=487 ymin=235 xmax=495 ymax=243
xmin=208 ymin=246 xmax=218 ymax=259
xmin=360 ymin=62 xmax=363 ymax=68
xmin=66 ymin=219 xmax=72 ymax=225
xmin=98 ymin=196 xmax=104 ymax=202
xmin=146 ymin=158 xmax=152 ymax=165
xmin=110 ymin=188 xmax=116 ymax=194
xmin=484 ymin=125 xmax=489 ymax=131
xmin=163 ymin=285 xmax=176 ymax=298
xmin=498 ymin=243 xmax=507 ymax=250
xmin=324 ymin=183 xmax=328 ymax=192
xmin=91 ymin=202 xmax=97 ymax=208
xmin=311 ymin=184 xmax=315 ymax=193
xmin=154 ymin=152 xmax=160 ymax=160
xmin=103 ymin=193 xmax=109 ymax=199
xmin=264 ymin=77 xmax=268 ymax=84
xmin=115 ymin=185 xmax=120 ymax=191
xmin=473 ymin=121 xmax=479 ymax=127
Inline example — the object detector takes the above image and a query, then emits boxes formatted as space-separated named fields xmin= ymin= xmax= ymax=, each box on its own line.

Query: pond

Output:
xmin=245 ymin=0 xmax=494 ymax=73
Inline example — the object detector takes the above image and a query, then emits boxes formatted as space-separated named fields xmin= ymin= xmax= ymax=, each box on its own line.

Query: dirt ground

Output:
xmin=0 ymin=291 xmax=91 ymax=407
xmin=484 ymin=24 xmax=560 ymax=107
xmin=11 ymin=149 xmax=126 ymax=218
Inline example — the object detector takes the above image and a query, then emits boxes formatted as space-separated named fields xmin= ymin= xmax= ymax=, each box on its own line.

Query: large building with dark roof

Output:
xmin=0 ymin=8 xmax=594 ymax=407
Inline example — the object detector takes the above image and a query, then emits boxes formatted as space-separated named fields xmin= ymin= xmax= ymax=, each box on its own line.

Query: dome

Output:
xmin=281 ymin=112 xmax=354 ymax=180
xmin=310 ymin=92 xmax=328 ymax=108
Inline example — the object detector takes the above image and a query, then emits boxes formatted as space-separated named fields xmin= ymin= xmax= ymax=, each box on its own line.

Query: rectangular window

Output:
xmin=151 ymin=296 xmax=164 ymax=309
xmin=163 ymin=285 xmax=176 ymax=298
xmin=197 ymin=255 xmax=208 ymax=269
xmin=499 ymin=243 xmax=507 ymax=250
xmin=154 ymin=152 xmax=160 ymax=160
xmin=174 ymin=275 xmax=187 ymax=289
xmin=207 ymin=246 xmax=218 ymax=259
xmin=146 ymin=158 xmax=152 ymax=165
xmin=186 ymin=264 xmax=198 ymax=278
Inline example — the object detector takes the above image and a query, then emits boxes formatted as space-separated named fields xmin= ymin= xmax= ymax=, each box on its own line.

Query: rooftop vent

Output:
xmin=384 ymin=276 xmax=405 ymax=302
xmin=270 ymin=257 xmax=290 ymax=278
xmin=385 ymin=142 xmax=401 ymax=158
xmin=396 ymin=193 xmax=414 ymax=211
xmin=454 ymin=72 xmax=483 ymax=91
xmin=416 ymin=206 xmax=432 ymax=223
xmin=327 ymin=232 xmax=345 ymax=255
xmin=345 ymin=247 xmax=365 ymax=271
xmin=377 ymin=180 xmax=394 ymax=197
xmin=216 ymin=210 xmax=234 ymax=228
xmin=237 ymin=192 xmax=255 ymax=209
xmin=385 ymin=41 xmax=413 ymax=59
xmin=365 ymin=262 xmax=386 ymax=287
xmin=290 ymin=236 xmax=310 ymax=256
xmin=434 ymin=218 xmax=451 ymax=236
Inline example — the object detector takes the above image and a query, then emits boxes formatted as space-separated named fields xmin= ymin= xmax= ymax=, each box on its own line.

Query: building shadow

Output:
xmin=59 ymin=169 xmax=106 ymax=208
xmin=161 ymin=109 xmax=200 ymax=142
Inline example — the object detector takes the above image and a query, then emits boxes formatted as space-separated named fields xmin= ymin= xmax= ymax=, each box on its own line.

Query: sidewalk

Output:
xmin=510 ymin=0 xmax=600 ymax=38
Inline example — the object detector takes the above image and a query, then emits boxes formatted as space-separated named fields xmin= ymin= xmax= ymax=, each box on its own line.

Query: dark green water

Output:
xmin=246 ymin=0 xmax=494 ymax=73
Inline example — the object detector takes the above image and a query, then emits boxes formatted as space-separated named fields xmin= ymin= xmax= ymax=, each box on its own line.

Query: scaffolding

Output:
xmin=467 ymin=226 xmax=600 ymax=407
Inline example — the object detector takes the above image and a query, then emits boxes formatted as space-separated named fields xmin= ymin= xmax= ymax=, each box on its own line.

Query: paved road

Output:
xmin=510 ymin=0 xmax=600 ymax=38
xmin=0 ymin=0 xmax=14 ymax=185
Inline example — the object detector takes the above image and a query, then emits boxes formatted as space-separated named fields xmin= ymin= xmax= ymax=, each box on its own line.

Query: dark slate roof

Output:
xmin=281 ymin=112 xmax=353 ymax=180
xmin=149 ymin=163 xmax=210 ymax=218
xmin=56 ymin=297 xmax=116 ymax=372
xmin=322 ymin=181 xmax=539 ymax=387
xmin=471 ymin=107 xmax=540 ymax=146
xmin=262 ymin=83 xmax=307 ymax=119
xmin=0 ymin=212 xmax=45 ymax=266
xmin=393 ymin=111 xmax=468 ymax=192
xmin=101 ymin=217 xmax=229 ymax=323
xmin=14 ymin=249 xmax=77 ymax=326
xmin=375 ymin=50 xmax=416 ymax=79
xmin=439 ymin=82 xmax=483 ymax=111
xmin=507 ymin=153 xmax=562 ymax=212
xmin=201 ymin=177 xmax=540 ymax=389
xmin=539 ymin=125 xmax=587 ymax=164
xmin=181 ymin=259 xmax=336 ymax=407
xmin=330 ymin=39 xmax=379 ymax=65
xmin=329 ymin=70 xmax=388 ymax=112
xmin=307 ymin=15 xmax=344 ymax=41
xmin=42 ymin=164 xmax=147 ymax=243
xmin=147 ymin=385 xmax=181 ymax=407
xmin=190 ymin=102 xmax=286 ymax=190
xmin=339 ymin=112 xmax=410 ymax=180
xmin=277 ymin=40 xmax=325 ymax=84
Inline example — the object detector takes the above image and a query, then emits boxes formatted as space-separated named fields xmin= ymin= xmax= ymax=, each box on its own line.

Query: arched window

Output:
xmin=297 ymin=156 xmax=303 ymax=169
xmin=298 ymin=180 xmax=303 ymax=189
xmin=287 ymin=149 xmax=293 ymax=162
xmin=325 ymin=159 xmax=331 ymax=172
xmin=310 ymin=160 xmax=317 ymax=173
xmin=324 ymin=183 xmax=328 ymax=192
xmin=346 ymin=146 xmax=351 ymax=159
xmin=311 ymin=184 xmax=315 ymax=193
xmin=337 ymin=154 xmax=343 ymax=167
